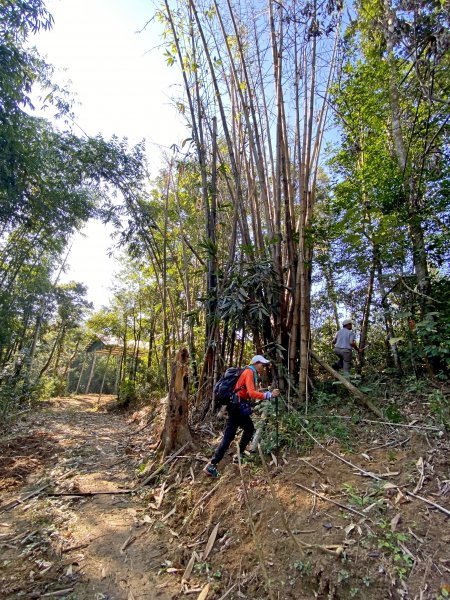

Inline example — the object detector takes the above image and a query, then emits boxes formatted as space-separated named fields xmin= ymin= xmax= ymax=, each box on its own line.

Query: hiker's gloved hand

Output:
xmin=263 ymin=391 xmax=272 ymax=400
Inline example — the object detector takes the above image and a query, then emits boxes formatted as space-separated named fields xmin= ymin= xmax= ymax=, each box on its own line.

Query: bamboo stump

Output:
xmin=160 ymin=347 xmax=192 ymax=457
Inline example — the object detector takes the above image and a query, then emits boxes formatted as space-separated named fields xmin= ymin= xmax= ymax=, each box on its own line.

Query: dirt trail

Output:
xmin=0 ymin=395 xmax=173 ymax=600
xmin=1 ymin=394 xmax=450 ymax=600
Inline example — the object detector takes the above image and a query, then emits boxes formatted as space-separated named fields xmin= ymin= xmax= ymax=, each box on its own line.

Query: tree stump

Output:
xmin=160 ymin=347 xmax=192 ymax=457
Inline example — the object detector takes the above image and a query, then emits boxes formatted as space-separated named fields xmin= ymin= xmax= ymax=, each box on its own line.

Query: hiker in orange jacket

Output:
xmin=203 ymin=355 xmax=280 ymax=478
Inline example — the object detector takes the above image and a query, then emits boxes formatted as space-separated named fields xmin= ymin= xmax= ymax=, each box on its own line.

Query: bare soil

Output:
xmin=0 ymin=394 xmax=449 ymax=600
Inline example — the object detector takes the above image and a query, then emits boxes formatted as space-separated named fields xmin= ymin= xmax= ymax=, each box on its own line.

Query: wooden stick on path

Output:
xmin=47 ymin=444 xmax=191 ymax=499
xmin=48 ymin=490 xmax=134 ymax=497
xmin=0 ymin=468 xmax=77 ymax=513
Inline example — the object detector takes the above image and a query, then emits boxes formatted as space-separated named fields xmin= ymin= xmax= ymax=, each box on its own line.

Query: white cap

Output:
xmin=251 ymin=355 xmax=270 ymax=365
xmin=342 ymin=318 xmax=352 ymax=326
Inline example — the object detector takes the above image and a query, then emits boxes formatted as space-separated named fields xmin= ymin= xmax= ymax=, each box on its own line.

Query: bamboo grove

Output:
xmin=0 ymin=0 xmax=448 ymax=417
xmin=157 ymin=0 xmax=344 ymax=411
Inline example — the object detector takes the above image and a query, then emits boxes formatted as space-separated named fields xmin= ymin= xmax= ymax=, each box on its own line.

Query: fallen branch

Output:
xmin=300 ymin=424 xmax=450 ymax=519
xmin=139 ymin=442 xmax=190 ymax=487
xmin=314 ymin=415 xmax=442 ymax=432
xmin=61 ymin=532 xmax=107 ymax=553
xmin=404 ymin=490 xmax=450 ymax=518
xmin=48 ymin=489 xmax=134 ymax=497
xmin=129 ymin=416 xmax=156 ymax=436
xmin=366 ymin=437 xmax=411 ymax=452
xmin=310 ymin=350 xmax=383 ymax=418
xmin=180 ymin=481 xmax=221 ymax=532
xmin=294 ymin=482 xmax=370 ymax=521
xmin=0 ymin=483 xmax=51 ymax=513
xmin=299 ymin=457 xmax=323 ymax=475
xmin=217 ymin=584 xmax=237 ymax=600
xmin=120 ymin=534 xmax=137 ymax=554
xmin=41 ymin=588 xmax=74 ymax=597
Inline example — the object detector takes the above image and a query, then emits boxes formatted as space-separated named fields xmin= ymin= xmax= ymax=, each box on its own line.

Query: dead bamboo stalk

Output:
xmin=294 ymin=482 xmax=371 ymax=520
xmin=313 ymin=415 xmax=441 ymax=432
xmin=310 ymin=350 xmax=383 ymax=418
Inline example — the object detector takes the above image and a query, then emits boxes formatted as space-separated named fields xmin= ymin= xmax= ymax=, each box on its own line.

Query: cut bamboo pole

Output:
xmin=310 ymin=350 xmax=383 ymax=418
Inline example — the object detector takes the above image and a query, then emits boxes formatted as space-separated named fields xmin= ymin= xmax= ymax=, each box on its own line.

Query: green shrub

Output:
xmin=118 ymin=377 xmax=137 ymax=406
xmin=428 ymin=389 xmax=449 ymax=426
xmin=38 ymin=376 xmax=67 ymax=399
xmin=260 ymin=390 xmax=352 ymax=454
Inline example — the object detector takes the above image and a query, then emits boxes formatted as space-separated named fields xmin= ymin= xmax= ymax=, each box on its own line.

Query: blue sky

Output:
xmin=33 ymin=0 xmax=186 ymax=309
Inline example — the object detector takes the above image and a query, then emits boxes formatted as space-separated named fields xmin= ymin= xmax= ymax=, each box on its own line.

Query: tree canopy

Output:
xmin=0 ymin=0 xmax=448 ymax=416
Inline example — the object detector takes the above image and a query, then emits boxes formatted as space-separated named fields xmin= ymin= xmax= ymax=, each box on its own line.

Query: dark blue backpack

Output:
xmin=213 ymin=367 xmax=246 ymax=406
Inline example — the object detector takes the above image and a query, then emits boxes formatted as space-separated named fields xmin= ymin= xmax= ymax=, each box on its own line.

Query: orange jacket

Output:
xmin=234 ymin=366 xmax=265 ymax=401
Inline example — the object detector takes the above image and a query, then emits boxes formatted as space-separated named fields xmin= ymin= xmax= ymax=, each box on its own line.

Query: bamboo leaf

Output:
xmin=203 ymin=523 xmax=220 ymax=559
xmin=197 ymin=584 xmax=210 ymax=600
xmin=181 ymin=552 xmax=196 ymax=582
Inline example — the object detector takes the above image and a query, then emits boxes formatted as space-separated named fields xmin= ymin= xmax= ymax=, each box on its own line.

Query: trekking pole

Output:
xmin=275 ymin=392 xmax=279 ymax=456
xmin=271 ymin=369 xmax=280 ymax=457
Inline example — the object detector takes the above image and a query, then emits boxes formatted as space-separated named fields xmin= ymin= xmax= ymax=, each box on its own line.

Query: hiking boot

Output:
xmin=203 ymin=463 xmax=220 ymax=478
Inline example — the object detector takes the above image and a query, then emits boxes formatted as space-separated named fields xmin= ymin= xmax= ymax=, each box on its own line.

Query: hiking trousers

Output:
xmin=211 ymin=403 xmax=255 ymax=465
xmin=333 ymin=347 xmax=353 ymax=375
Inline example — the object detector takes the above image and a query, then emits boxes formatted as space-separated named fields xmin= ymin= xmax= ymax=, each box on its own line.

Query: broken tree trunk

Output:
xmin=310 ymin=350 xmax=383 ymax=418
xmin=160 ymin=347 xmax=192 ymax=458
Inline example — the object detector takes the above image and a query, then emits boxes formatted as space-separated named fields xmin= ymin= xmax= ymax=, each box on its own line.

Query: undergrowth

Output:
xmin=260 ymin=389 xmax=353 ymax=454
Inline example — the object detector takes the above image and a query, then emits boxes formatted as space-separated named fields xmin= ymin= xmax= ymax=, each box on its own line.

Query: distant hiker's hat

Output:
xmin=342 ymin=318 xmax=352 ymax=326
xmin=251 ymin=355 xmax=270 ymax=365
